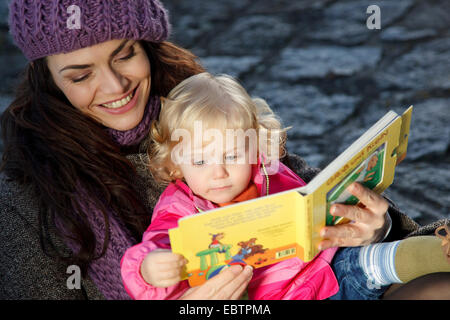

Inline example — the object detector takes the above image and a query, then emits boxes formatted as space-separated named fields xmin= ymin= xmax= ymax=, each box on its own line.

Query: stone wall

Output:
xmin=0 ymin=0 xmax=448 ymax=225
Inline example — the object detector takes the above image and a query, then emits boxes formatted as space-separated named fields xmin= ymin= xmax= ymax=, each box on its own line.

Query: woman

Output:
xmin=0 ymin=0 xmax=447 ymax=299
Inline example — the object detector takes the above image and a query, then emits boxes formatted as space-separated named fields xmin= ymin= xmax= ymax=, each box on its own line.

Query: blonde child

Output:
xmin=120 ymin=72 xmax=340 ymax=299
xmin=120 ymin=73 xmax=450 ymax=300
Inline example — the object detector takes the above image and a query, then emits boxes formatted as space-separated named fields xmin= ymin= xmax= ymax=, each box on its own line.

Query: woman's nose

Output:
xmin=98 ymin=66 xmax=130 ymax=95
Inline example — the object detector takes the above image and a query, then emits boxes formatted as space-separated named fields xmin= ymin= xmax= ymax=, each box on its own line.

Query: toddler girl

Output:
xmin=121 ymin=72 xmax=450 ymax=300
xmin=120 ymin=72 xmax=339 ymax=299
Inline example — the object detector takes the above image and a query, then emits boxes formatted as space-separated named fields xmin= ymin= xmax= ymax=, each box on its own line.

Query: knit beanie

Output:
xmin=8 ymin=0 xmax=171 ymax=61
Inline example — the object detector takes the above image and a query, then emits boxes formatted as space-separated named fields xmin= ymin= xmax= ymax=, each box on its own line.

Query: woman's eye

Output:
xmin=70 ymin=48 xmax=136 ymax=83
xmin=71 ymin=74 xmax=90 ymax=83
xmin=119 ymin=49 xmax=136 ymax=61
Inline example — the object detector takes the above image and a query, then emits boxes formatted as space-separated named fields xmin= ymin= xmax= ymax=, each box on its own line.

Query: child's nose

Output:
xmin=212 ymin=164 xmax=229 ymax=179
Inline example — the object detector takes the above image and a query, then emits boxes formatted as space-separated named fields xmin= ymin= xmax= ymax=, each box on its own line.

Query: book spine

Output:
xmin=304 ymin=195 xmax=313 ymax=261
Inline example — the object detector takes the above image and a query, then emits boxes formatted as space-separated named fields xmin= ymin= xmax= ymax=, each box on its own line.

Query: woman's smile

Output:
xmin=97 ymin=85 xmax=140 ymax=115
xmin=99 ymin=87 xmax=136 ymax=109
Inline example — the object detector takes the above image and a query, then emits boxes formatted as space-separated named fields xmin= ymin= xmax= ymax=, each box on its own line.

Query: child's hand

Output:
xmin=140 ymin=249 xmax=188 ymax=288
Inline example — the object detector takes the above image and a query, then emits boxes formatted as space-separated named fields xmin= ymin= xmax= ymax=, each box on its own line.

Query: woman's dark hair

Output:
xmin=0 ymin=40 xmax=205 ymax=275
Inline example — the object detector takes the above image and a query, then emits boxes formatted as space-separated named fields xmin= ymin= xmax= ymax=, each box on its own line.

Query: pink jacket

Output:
xmin=121 ymin=159 xmax=339 ymax=300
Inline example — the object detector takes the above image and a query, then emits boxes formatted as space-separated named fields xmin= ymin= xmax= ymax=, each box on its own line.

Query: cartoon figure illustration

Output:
xmin=362 ymin=152 xmax=382 ymax=188
xmin=229 ymin=244 xmax=251 ymax=265
xmin=208 ymin=232 xmax=227 ymax=253
xmin=201 ymin=237 xmax=268 ymax=280
xmin=229 ymin=238 xmax=268 ymax=266
xmin=364 ymin=154 xmax=379 ymax=181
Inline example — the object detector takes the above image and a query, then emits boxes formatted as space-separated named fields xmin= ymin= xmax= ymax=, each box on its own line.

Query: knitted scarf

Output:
xmin=105 ymin=95 xmax=160 ymax=146
xmin=64 ymin=95 xmax=160 ymax=299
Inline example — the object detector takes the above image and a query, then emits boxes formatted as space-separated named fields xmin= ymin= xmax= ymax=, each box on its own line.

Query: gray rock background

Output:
xmin=0 ymin=0 xmax=448 ymax=225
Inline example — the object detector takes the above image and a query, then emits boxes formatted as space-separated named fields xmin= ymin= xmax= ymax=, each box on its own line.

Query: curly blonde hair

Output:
xmin=148 ymin=72 xmax=289 ymax=184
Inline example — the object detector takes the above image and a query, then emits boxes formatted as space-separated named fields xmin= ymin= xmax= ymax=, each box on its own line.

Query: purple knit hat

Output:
xmin=8 ymin=0 xmax=171 ymax=61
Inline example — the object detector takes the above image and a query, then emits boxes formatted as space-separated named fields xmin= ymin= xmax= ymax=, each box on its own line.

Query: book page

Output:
xmin=170 ymin=191 xmax=306 ymax=286
xmin=326 ymin=144 xmax=386 ymax=225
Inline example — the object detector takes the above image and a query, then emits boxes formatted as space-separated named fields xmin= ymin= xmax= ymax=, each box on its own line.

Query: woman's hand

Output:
xmin=140 ymin=249 xmax=187 ymax=288
xmin=318 ymin=182 xmax=390 ymax=250
xmin=180 ymin=265 xmax=253 ymax=300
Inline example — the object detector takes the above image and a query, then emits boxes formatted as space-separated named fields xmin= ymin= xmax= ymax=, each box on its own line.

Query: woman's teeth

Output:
xmin=101 ymin=91 xmax=134 ymax=109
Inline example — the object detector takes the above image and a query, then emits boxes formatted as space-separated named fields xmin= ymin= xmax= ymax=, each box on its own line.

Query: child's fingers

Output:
xmin=152 ymin=277 xmax=182 ymax=288
xmin=157 ymin=268 xmax=183 ymax=281
xmin=153 ymin=251 xmax=186 ymax=263
xmin=155 ymin=261 xmax=187 ymax=274
xmin=155 ymin=257 xmax=188 ymax=270
xmin=141 ymin=251 xmax=187 ymax=287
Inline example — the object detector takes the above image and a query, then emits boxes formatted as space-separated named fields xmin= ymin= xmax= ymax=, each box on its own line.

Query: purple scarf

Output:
xmin=105 ymin=95 xmax=160 ymax=146
xmin=66 ymin=95 xmax=160 ymax=299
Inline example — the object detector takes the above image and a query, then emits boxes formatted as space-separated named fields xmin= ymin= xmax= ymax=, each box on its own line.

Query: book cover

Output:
xmin=169 ymin=106 xmax=413 ymax=287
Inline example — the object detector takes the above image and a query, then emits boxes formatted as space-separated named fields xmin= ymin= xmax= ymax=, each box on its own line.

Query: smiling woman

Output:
xmin=47 ymin=39 xmax=152 ymax=131
xmin=0 ymin=0 xmax=209 ymax=300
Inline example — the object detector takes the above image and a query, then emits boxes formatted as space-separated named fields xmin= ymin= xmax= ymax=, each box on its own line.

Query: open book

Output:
xmin=169 ymin=106 xmax=413 ymax=287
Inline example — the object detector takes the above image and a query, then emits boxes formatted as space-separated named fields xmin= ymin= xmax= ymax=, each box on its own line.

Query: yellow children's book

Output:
xmin=169 ymin=106 xmax=413 ymax=287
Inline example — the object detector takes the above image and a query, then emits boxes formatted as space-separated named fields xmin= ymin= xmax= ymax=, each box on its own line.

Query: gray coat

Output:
xmin=0 ymin=149 xmax=442 ymax=300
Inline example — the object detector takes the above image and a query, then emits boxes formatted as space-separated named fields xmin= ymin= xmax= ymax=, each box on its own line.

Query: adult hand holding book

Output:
xmin=318 ymin=181 xmax=390 ymax=251
xmin=179 ymin=264 xmax=253 ymax=300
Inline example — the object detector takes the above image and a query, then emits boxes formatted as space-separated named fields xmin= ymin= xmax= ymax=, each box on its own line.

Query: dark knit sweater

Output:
xmin=0 ymin=147 xmax=442 ymax=299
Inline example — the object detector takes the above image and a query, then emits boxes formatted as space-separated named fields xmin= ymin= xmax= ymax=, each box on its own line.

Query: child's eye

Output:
xmin=193 ymin=159 xmax=206 ymax=166
xmin=225 ymin=155 xmax=238 ymax=162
